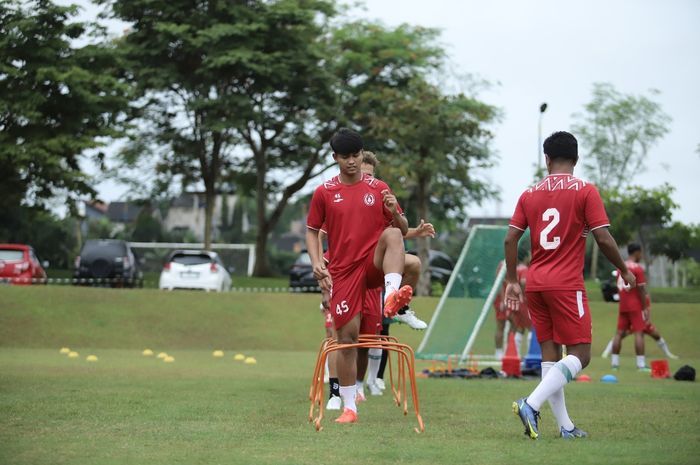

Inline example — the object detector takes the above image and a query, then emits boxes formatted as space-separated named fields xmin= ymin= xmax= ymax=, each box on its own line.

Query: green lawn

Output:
xmin=1 ymin=286 xmax=699 ymax=465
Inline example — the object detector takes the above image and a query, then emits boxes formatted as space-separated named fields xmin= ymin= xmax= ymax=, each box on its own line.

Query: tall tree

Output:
xmin=363 ymin=78 xmax=499 ymax=294
xmin=572 ymin=82 xmax=671 ymax=276
xmin=0 ymin=0 xmax=129 ymax=218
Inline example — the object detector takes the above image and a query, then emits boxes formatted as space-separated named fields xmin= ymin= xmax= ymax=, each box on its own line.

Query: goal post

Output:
xmin=128 ymin=242 xmax=256 ymax=276
xmin=416 ymin=225 xmax=509 ymax=363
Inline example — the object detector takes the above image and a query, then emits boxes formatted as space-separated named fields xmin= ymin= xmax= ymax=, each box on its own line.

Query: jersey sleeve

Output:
xmin=509 ymin=192 xmax=528 ymax=231
xmin=584 ymin=186 xmax=610 ymax=230
xmin=307 ymin=188 xmax=325 ymax=231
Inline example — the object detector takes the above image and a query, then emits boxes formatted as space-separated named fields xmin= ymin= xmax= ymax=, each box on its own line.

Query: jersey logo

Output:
xmin=363 ymin=193 xmax=375 ymax=206
xmin=333 ymin=193 xmax=344 ymax=203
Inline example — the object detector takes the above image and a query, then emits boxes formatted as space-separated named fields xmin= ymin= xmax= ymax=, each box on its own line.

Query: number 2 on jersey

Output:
xmin=539 ymin=207 xmax=561 ymax=250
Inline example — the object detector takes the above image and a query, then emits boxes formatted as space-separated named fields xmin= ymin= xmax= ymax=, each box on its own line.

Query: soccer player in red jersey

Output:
xmin=504 ymin=131 xmax=636 ymax=440
xmin=609 ymin=243 xmax=677 ymax=369
xmin=306 ymin=128 xmax=412 ymax=423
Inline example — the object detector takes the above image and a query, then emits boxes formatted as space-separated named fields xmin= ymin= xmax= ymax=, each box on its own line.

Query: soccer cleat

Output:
xmin=394 ymin=308 xmax=428 ymax=330
xmin=326 ymin=395 xmax=342 ymax=410
xmin=356 ymin=390 xmax=366 ymax=403
xmin=638 ymin=366 xmax=651 ymax=373
xmin=512 ymin=398 xmax=540 ymax=440
xmin=374 ymin=378 xmax=386 ymax=391
xmin=384 ymin=285 xmax=414 ymax=318
xmin=334 ymin=408 xmax=358 ymax=424
xmin=560 ymin=426 xmax=588 ymax=439
xmin=368 ymin=381 xmax=383 ymax=396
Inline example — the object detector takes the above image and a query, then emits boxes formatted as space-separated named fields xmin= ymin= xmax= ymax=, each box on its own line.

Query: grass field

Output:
xmin=1 ymin=286 xmax=699 ymax=465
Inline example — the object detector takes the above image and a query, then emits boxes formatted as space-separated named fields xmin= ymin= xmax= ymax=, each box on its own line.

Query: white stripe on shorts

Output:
xmin=576 ymin=291 xmax=584 ymax=318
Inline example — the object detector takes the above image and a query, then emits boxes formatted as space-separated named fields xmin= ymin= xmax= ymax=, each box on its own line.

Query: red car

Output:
xmin=0 ymin=244 xmax=47 ymax=285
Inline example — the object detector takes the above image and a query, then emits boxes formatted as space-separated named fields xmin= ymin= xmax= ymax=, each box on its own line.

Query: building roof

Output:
xmin=106 ymin=202 xmax=143 ymax=223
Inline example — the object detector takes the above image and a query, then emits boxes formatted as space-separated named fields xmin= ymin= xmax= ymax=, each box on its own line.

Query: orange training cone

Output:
xmin=501 ymin=332 xmax=521 ymax=377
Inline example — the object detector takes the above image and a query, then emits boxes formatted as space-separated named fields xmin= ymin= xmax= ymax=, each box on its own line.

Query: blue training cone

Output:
xmin=523 ymin=329 xmax=542 ymax=370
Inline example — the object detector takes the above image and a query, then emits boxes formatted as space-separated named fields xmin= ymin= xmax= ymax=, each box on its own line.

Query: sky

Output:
xmin=68 ymin=0 xmax=700 ymax=224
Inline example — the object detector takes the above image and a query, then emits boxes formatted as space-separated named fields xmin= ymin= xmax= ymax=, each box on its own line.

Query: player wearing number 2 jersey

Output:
xmin=504 ymin=131 xmax=635 ymax=440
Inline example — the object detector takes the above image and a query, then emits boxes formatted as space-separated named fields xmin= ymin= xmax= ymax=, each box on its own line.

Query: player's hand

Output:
xmin=318 ymin=274 xmax=332 ymax=293
xmin=642 ymin=308 xmax=650 ymax=322
xmin=415 ymin=219 xmax=436 ymax=238
xmin=504 ymin=282 xmax=524 ymax=312
xmin=620 ymin=270 xmax=637 ymax=289
xmin=313 ymin=261 xmax=330 ymax=282
xmin=381 ymin=189 xmax=398 ymax=214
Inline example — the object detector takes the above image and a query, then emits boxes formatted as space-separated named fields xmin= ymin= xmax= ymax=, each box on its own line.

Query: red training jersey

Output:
xmin=510 ymin=174 xmax=609 ymax=291
xmin=617 ymin=260 xmax=646 ymax=312
xmin=307 ymin=174 xmax=402 ymax=277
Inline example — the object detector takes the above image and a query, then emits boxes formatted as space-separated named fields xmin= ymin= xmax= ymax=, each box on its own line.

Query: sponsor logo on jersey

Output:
xmin=333 ymin=193 xmax=344 ymax=203
xmin=363 ymin=193 xmax=375 ymax=206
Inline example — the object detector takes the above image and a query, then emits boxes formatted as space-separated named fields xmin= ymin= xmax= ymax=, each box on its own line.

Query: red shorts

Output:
xmin=330 ymin=252 xmax=383 ymax=330
xmin=324 ymin=308 xmax=333 ymax=329
xmin=510 ymin=304 xmax=532 ymax=329
xmin=494 ymin=295 xmax=509 ymax=321
xmin=360 ymin=287 xmax=382 ymax=335
xmin=618 ymin=310 xmax=646 ymax=332
xmin=526 ymin=290 xmax=592 ymax=345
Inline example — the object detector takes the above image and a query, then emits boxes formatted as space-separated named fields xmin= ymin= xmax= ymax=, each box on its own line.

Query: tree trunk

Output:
xmin=415 ymin=173 xmax=431 ymax=296
xmin=253 ymin=223 xmax=271 ymax=276
xmin=252 ymin=147 xmax=271 ymax=276
xmin=203 ymin=189 xmax=214 ymax=250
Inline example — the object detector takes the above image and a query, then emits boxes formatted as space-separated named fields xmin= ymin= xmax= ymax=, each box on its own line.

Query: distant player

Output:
xmin=505 ymin=131 xmax=635 ymax=440
xmin=306 ymin=128 xmax=412 ymax=423
xmin=493 ymin=256 xmax=531 ymax=358
xmin=607 ymin=243 xmax=677 ymax=369
xmin=509 ymin=258 xmax=532 ymax=356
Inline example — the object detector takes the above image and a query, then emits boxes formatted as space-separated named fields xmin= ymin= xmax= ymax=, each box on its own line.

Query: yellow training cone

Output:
xmin=142 ymin=349 xmax=154 ymax=356
xmin=86 ymin=355 xmax=98 ymax=362
xmin=233 ymin=353 xmax=245 ymax=361
xmin=213 ymin=350 xmax=224 ymax=358
xmin=60 ymin=347 xmax=71 ymax=354
xmin=244 ymin=357 xmax=257 ymax=365
xmin=68 ymin=351 xmax=79 ymax=358
xmin=163 ymin=356 xmax=175 ymax=363
xmin=157 ymin=352 xmax=168 ymax=359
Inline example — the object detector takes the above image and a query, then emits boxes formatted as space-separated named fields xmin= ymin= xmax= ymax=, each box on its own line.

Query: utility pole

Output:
xmin=537 ymin=102 xmax=548 ymax=173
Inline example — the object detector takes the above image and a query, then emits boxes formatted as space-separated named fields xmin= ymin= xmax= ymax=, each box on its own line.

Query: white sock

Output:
xmin=367 ymin=348 xmax=382 ymax=385
xmin=527 ymin=355 xmax=582 ymax=411
xmin=383 ymin=273 xmax=402 ymax=302
xmin=636 ymin=355 xmax=646 ymax=369
xmin=602 ymin=339 xmax=613 ymax=357
xmin=514 ymin=332 xmax=523 ymax=357
xmin=495 ymin=348 xmax=504 ymax=360
xmin=339 ymin=385 xmax=357 ymax=412
xmin=611 ymin=354 xmax=620 ymax=367
xmin=657 ymin=338 xmax=672 ymax=355
xmin=355 ymin=380 xmax=364 ymax=396
xmin=324 ymin=358 xmax=329 ymax=380
xmin=541 ymin=361 xmax=575 ymax=431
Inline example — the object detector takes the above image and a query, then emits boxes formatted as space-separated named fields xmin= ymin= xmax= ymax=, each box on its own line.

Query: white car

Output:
xmin=159 ymin=250 xmax=232 ymax=292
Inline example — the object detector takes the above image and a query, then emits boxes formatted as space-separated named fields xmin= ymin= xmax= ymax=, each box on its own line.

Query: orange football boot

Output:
xmin=334 ymin=408 xmax=358 ymax=424
xmin=383 ymin=285 xmax=413 ymax=318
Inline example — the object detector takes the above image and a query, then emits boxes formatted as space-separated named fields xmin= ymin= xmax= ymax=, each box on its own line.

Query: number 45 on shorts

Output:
xmin=336 ymin=300 xmax=349 ymax=315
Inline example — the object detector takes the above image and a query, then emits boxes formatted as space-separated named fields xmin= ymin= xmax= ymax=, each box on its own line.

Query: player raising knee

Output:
xmin=505 ymin=131 xmax=635 ymax=440
xmin=306 ymin=128 xmax=411 ymax=424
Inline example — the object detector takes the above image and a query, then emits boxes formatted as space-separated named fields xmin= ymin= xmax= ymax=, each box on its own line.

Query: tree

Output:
xmin=0 ymin=1 xmax=130 ymax=215
xmin=362 ymin=78 xmax=499 ymax=294
xmin=603 ymin=184 xmax=677 ymax=268
xmin=572 ymin=83 xmax=671 ymax=276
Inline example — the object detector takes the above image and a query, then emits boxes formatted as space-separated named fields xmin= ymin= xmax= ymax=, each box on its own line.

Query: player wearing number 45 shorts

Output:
xmin=504 ymin=131 xmax=635 ymax=440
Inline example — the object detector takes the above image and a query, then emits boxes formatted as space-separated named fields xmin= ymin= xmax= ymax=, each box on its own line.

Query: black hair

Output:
xmin=628 ymin=243 xmax=642 ymax=255
xmin=543 ymin=131 xmax=578 ymax=162
xmin=330 ymin=128 xmax=363 ymax=156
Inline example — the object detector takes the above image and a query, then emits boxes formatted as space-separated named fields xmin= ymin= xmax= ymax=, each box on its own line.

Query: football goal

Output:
xmin=416 ymin=225 xmax=509 ymax=363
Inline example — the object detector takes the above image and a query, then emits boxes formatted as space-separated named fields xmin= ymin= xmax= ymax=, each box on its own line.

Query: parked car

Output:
xmin=74 ymin=239 xmax=142 ymax=287
xmin=407 ymin=249 xmax=455 ymax=286
xmin=159 ymin=250 xmax=231 ymax=292
xmin=0 ymin=244 xmax=47 ymax=285
xmin=289 ymin=250 xmax=320 ymax=291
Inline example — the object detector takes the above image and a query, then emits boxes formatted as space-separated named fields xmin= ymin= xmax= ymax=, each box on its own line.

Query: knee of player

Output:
xmin=405 ymin=254 xmax=421 ymax=272
xmin=380 ymin=227 xmax=404 ymax=245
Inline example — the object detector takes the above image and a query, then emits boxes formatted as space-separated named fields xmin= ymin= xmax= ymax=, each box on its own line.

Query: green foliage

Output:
xmin=650 ymin=221 xmax=695 ymax=262
xmin=0 ymin=1 xmax=130 ymax=212
xmin=572 ymin=82 xmax=671 ymax=191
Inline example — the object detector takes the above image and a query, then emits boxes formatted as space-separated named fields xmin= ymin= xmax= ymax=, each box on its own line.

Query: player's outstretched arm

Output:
xmin=504 ymin=227 xmax=525 ymax=311
xmin=592 ymin=227 xmax=636 ymax=288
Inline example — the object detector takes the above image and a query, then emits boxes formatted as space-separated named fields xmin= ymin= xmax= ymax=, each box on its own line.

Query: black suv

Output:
xmin=407 ymin=249 xmax=455 ymax=286
xmin=74 ymin=239 xmax=142 ymax=287
xmin=289 ymin=250 xmax=319 ymax=291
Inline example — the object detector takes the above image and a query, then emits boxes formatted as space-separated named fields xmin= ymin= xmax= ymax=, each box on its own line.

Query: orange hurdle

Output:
xmin=308 ymin=334 xmax=425 ymax=433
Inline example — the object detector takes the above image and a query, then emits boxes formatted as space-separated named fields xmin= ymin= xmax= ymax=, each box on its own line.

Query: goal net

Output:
xmin=416 ymin=225 xmax=509 ymax=363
